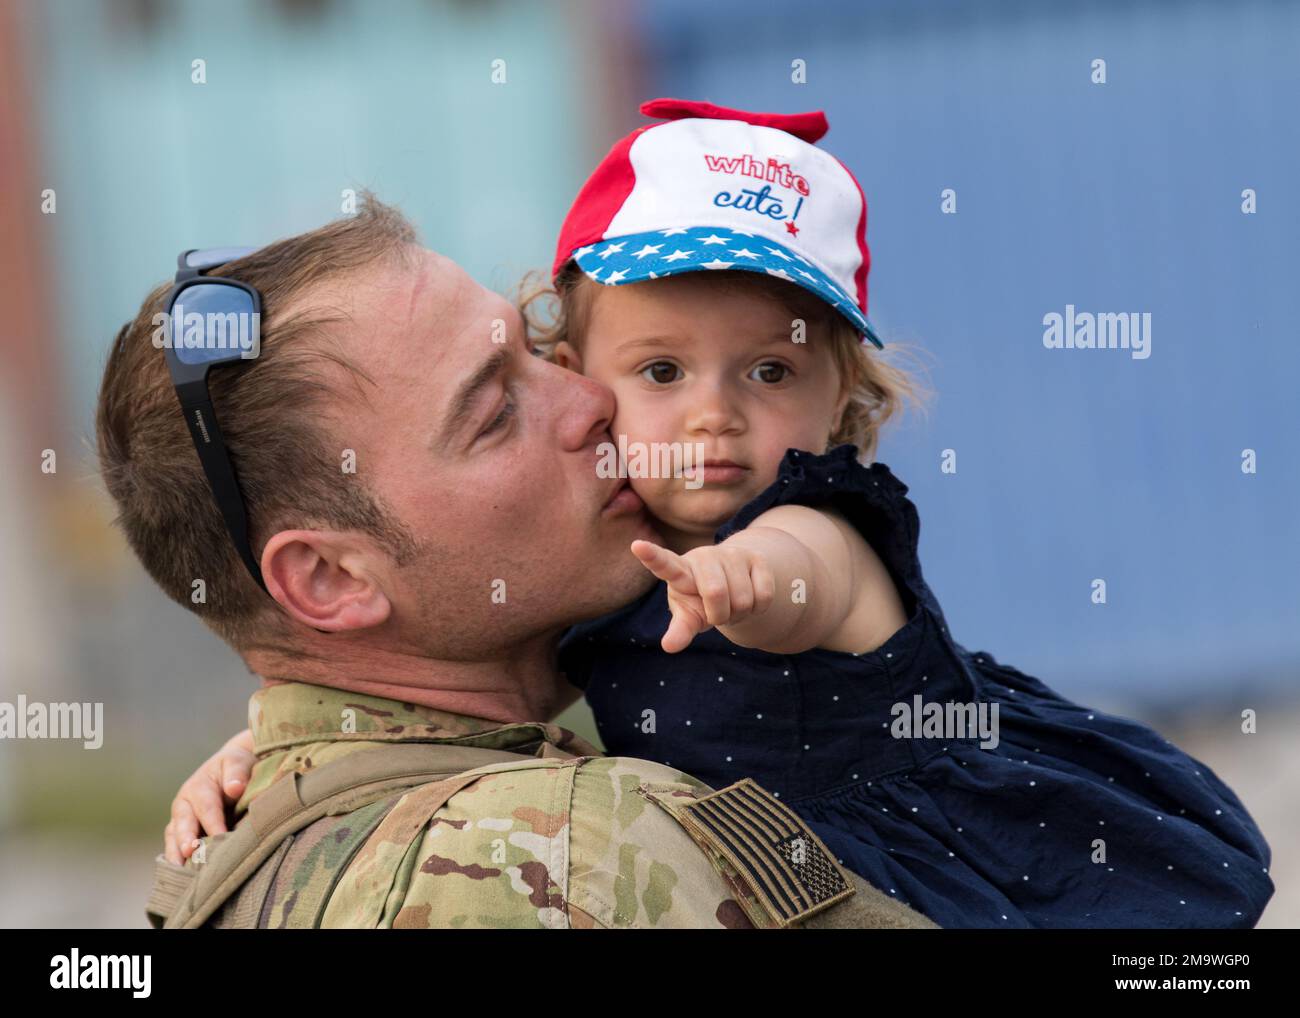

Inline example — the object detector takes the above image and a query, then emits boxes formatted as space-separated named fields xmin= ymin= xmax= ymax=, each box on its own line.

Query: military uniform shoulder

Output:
xmin=564 ymin=756 xmax=749 ymax=927
xmin=569 ymin=753 xmax=709 ymax=790
xmin=567 ymin=756 xmax=865 ymax=929
xmin=342 ymin=753 xmax=749 ymax=930
xmin=311 ymin=750 xmax=937 ymax=929
xmin=321 ymin=752 xmax=588 ymax=928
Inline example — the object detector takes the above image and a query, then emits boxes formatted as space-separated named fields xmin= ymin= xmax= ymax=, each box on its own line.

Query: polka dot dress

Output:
xmin=558 ymin=445 xmax=1274 ymax=928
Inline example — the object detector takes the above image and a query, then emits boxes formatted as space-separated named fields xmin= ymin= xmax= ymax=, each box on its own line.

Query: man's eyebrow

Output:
xmin=439 ymin=347 xmax=510 ymax=444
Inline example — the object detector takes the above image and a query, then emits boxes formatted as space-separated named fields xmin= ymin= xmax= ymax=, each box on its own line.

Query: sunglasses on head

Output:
xmin=161 ymin=247 xmax=268 ymax=593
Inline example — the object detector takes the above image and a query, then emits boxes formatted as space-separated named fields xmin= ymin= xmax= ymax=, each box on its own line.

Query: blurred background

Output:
xmin=0 ymin=0 xmax=1296 ymax=927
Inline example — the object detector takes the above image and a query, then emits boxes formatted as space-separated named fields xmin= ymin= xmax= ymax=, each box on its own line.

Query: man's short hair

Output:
xmin=97 ymin=194 xmax=420 ymax=650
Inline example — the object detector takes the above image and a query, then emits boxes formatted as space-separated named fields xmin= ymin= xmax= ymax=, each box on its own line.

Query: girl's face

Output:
xmin=559 ymin=274 xmax=848 ymax=550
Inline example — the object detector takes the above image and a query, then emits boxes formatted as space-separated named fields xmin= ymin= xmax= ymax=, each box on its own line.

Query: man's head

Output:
xmin=98 ymin=196 xmax=658 ymax=662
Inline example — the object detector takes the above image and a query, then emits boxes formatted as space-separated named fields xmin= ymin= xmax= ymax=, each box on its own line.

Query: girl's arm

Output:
xmin=724 ymin=504 xmax=908 ymax=654
xmin=631 ymin=503 xmax=908 ymax=656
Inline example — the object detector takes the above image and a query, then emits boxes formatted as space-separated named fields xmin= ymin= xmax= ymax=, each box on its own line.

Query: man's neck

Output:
xmin=243 ymin=629 xmax=576 ymax=725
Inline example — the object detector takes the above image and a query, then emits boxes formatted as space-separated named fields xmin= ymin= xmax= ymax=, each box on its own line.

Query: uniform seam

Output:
xmin=566 ymin=762 xmax=646 ymax=929
xmin=379 ymin=820 xmax=434 ymax=928
xmin=339 ymin=786 xmax=428 ymax=928
xmin=552 ymin=760 xmax=576 ymax=929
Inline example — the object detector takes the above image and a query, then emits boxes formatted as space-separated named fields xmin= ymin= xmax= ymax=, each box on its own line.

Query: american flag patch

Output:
xmin=640 ymin=778 xmax=854 ymax=927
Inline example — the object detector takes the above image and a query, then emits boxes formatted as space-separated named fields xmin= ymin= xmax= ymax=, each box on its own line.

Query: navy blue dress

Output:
xmin=558 ymin=445 xmax=1274 ymax=928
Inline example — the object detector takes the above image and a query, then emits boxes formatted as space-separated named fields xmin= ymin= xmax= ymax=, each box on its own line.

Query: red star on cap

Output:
xmin=785 ymin=221 xmax=800 ymax=236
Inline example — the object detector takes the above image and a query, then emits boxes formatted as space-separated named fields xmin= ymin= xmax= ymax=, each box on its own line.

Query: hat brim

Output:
xmin=571 ymin=227 xmax=884 ymax=349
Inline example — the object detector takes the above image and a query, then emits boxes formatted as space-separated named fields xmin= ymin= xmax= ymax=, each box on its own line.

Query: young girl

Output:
xmin=168 ymin=99 xmax=1273 ymax=929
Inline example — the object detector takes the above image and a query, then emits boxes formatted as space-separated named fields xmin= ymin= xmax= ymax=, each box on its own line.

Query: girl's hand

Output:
xmin=163 ymin=727 xmax=257 ymax=865
xmin=630 ymin=539 xmax=776 ymax=653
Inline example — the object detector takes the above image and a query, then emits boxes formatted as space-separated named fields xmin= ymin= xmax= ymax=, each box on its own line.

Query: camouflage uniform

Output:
xmin=176 ymin=682 xmax=937 ymax=929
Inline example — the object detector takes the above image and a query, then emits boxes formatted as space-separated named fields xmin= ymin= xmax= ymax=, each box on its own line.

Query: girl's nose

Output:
xmin=685 ymin=383 xmax=745 ymax=436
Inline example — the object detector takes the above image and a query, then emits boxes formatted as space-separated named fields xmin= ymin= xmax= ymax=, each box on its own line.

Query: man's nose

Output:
xmin=544 ymin=360 xmax=616 ymax=449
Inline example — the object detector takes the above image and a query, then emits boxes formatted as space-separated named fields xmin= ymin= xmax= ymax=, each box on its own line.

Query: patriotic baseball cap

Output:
xmin=552 ymin=97 xmax=883 ymax=348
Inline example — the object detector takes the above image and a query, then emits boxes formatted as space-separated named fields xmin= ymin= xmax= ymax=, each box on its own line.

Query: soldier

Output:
xmin=155 ymin=683 xmax=937 ymax=928
xmin=98 ymin=197 xmax=937 ymax=930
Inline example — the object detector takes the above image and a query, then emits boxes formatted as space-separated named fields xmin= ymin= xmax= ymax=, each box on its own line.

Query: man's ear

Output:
xmin=260 ymin=530 xmax=392 ymax=633
xmin=553 ymin=340 xmax=584 ymax=373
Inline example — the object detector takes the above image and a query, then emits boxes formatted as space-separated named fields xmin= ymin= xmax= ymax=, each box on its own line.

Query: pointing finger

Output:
xmin=631 ymin=540 xmax=696 ymax=591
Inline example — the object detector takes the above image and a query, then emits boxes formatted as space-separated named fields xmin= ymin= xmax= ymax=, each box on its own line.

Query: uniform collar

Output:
xmin=248 ymin=681 xmax=602 ymax=758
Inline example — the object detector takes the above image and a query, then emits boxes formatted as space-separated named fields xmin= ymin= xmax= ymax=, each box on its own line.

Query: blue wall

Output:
xmin=24 ymin=0 xmax=1298 ymax=712
xmin=636 ymin=0 xmax=1300 ymax=710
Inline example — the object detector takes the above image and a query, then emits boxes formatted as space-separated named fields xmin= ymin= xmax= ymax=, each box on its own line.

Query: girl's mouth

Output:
xmin=687 ymin=460 xmax=750 ymax=485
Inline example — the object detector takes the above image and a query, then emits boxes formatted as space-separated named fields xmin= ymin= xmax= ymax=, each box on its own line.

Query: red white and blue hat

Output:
xmin=552 ymin=97 xmax=883 ymax=348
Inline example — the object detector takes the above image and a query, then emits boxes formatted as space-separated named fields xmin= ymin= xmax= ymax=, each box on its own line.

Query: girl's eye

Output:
xmin=750 ymin=362 xmax=789 ymax=384
xmin=640 ymin=361 xmax=681 ymax=385
xmin=483 ymin=400 xmax=515 ymax=436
